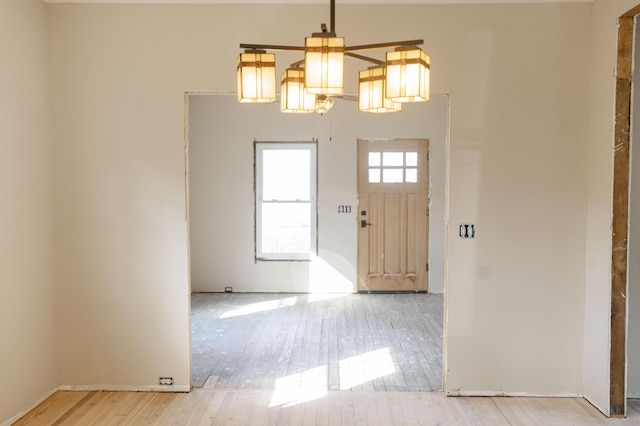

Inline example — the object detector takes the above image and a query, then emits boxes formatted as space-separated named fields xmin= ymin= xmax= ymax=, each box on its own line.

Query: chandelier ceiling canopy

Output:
xmin=237 ymin=0 xmax=430 ymax=114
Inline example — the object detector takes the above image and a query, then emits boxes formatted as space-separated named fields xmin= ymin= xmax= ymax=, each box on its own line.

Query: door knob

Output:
xmin=360 ymin=220 xmax=372 ymax=228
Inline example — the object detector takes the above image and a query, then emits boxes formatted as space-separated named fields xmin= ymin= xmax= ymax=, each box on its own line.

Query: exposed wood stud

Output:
xmin=610 ymin=12 xmax=635 ymax=418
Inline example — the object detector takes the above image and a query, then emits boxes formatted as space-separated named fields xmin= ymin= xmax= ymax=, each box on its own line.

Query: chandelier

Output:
xmin=236 ymin=0 xmax=430 ymax=114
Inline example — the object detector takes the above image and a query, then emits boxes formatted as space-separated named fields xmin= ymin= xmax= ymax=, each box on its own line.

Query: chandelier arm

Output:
xmin=345 ymin=39 xmax=424 ymax=52
xmin=240 ymin=43 xmax=305 ymax=52
xmin=345 ymin=52 xmax=385 ymax=66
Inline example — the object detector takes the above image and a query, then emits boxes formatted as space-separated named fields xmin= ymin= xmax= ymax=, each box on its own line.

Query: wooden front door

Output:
xmin=357 ymin=139 xmax=429 ymax=292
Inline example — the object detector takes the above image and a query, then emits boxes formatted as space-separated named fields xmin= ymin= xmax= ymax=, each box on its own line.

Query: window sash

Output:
xmin=255 ymin=142 xmax=317 ymax=260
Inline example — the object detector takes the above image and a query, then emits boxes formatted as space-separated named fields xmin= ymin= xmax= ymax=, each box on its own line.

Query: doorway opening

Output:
xmin=186 ymin=93 xmax=448 ymax=396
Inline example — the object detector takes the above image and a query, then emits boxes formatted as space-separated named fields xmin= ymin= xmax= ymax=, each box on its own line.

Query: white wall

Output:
xmin=0 ymin=1 xmax=57 ymax=424
xmin=49 ymin=4 xmax=193 ymax=391
xmin=47 ymin=2 xmax=591 ymax=397
xmin=629 ymin=16 xmax=640 ymax=399
xmin=188 ymin=94 xmax=447 ymax=294
xmin=584 ymin=0 xmax=640 ymax=415
xmin=443 ymin=3 xmax=591 ymax=396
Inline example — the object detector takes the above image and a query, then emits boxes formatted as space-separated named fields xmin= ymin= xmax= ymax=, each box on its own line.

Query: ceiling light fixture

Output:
xmin=237 ymin=0 xmax=430 ymax=114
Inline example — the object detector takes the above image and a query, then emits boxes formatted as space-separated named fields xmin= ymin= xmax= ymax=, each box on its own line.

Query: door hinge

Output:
xmin=426 ymin=263 xmax=429 ymax=271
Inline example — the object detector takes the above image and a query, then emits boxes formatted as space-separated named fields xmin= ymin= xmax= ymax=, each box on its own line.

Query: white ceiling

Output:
xmin=43 ymin=0 xmax=592 ymax=4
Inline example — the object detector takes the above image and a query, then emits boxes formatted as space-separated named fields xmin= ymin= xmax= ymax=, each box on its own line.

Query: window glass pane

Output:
xmin=369 ymin=168 xmax=381 ymax=183
xmin=405 ymin=152 xmax=418 ymax=167
xmin=383 ymin=168 xmax=403 ymax=183
xmin=368 ymin=152 xmax=381 ymax=167
xmin=262 ymin=150 xmax=310 ymax=200
xmin=261 ymin=203 xmax=311 ymax=253
xmin=383 ymin=152 xmax=403 ymax=167
xmin=406 ymin=168 xmax=417 ymax=183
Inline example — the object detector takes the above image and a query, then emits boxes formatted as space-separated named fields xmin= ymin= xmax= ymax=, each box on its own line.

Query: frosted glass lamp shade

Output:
xmin=385 ymin=47 xmax=430 ymax=102
xmin=281 ymin=68 xmax=316 ymax=113
xmin=304 ymin=36 xmax=344 ymax=95
xmin=237 ymin=51 xmax=277 ymax=103
xmin=358 ymin=66 xmax=401 ymax=113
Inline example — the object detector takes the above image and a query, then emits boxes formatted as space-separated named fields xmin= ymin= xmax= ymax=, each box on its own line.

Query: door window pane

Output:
xmin=405 ymin=152 xmax=418 ymax=167
xmin=369 ymin=152 xmax=381 ymax=167
xmin=369 ymin=168 xmax=381 ymax=183
xmin=406 ymin=168 xmax=418 ymax=183
xmin=383 ymin=168 xmax=403 ymax=183
xmin=383 ymin=152 xmax=403 ymax=167
xmin=369 ymin=150 xmax=420 ymax=184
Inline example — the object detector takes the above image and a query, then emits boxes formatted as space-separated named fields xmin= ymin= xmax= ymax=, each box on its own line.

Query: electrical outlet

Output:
xmin=159 ymin=377 xmax=173 ymax=386
xmin=225 ymin=287 xmax=233 ymax=293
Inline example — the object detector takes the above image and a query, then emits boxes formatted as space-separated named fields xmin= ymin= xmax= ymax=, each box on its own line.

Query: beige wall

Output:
xmin=46 ymin=2 xmax=592 ymax=397
xmin=48 ymin=4 xmax=193 ymax=391
xmin=0 ymin=0 xmax=57 ymax=424
xmin=442 ymin=3 xmax=591 ymax=396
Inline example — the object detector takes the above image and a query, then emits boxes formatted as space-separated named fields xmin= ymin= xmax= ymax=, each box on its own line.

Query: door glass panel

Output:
xmin=383 ymin=168 xmax=403 ymax=183
xmin=369 ymin=150 xmax=420 ymax=184
xmin=383 ymin=152 xmax=403 ymax=167
xmin=406 ymin=152 xmax=418 ymax=167
xmin=369 ymin=152 xmax=381 ymax=167
xmin=369 ymin=168 xmax=381 ymax=183
xmin=406 ymin=168 xmax=417 ymax=183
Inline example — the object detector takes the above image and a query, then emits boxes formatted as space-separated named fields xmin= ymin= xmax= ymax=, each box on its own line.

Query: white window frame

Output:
xmin=255 ymin=141 xmax=318 ymax=261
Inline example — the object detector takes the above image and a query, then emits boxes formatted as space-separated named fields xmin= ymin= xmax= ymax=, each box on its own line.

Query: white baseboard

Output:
xmin=445 ymin=390 xmax=582 ymax=398
xmin=57 ymin=384 xmax=191 ymax=393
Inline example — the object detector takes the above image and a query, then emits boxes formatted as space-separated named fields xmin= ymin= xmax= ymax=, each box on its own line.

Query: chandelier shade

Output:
xmin=385 ymin=46 xmax=430 ymax=103
xmin=358 ymin=66 xmax=401 ymax=113
xmin=281 ymin=68 xmax=316 ymax=113
xmin=304 ymin=35 xmax=345 ymax=95
xmin=237 ymin=0 xmax=430 ymax=114
xmin=236 ymin=51 xmax=277 ymax=103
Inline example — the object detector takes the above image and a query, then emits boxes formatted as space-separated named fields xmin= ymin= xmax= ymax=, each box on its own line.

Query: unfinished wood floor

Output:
xmin=14 ymin=389 xmax=640 ymax=425
xmin=191 ymin=293 xmax=443 ymax=392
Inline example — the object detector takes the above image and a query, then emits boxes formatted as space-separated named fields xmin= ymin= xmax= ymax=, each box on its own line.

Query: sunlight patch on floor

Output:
xmin=219 ymin=296 xmax=298 ymax=319
xmin=339 ymin=348 xmax=396 ymax=390
xmin=269 ymin=348 xmax=396 ymax=407
xmin=269 ymin=366 xmax=328 ymax=408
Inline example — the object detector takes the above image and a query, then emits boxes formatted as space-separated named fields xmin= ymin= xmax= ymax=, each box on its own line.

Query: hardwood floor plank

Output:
xmin=163 ymin=390 xmax=216 ymax=425
xmin=55 ymin=391 xmax=119 ymax=425
xmin=13 ymin=391 xmax=90 ymax=426
xmin=195 ymin=390 xmax=229 ymax=426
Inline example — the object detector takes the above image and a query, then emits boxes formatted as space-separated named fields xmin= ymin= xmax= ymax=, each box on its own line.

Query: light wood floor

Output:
xmin=14 ymin=293 xmax=640 ymax=424
xmin=191 ymin=293 xmax=443 ymax=391
xmin=13 ymin=389 xmax=640 ymax=425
